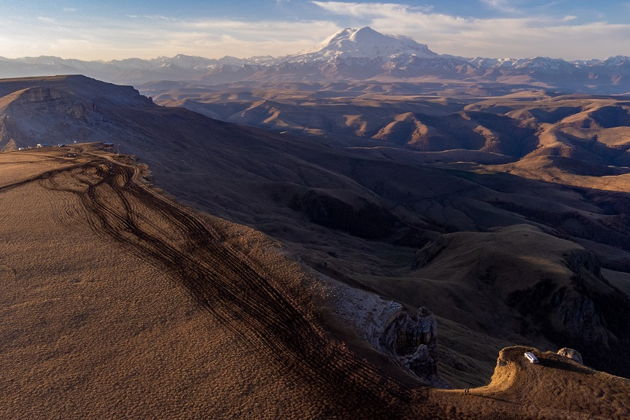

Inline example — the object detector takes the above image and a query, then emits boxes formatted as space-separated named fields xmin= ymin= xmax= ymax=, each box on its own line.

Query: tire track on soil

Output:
xmin=38 ymin=154 xmax=438 ymax=419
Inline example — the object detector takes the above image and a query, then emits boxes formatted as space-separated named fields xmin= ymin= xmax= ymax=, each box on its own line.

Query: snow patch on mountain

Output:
xmin=292 ymin=27 xmax=437 ymax=62
xmin=1 ymin=26 xmax=630 ymax=92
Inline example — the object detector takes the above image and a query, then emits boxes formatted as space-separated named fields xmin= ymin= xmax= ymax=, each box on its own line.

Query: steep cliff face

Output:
xmin=8 ymin=87 xmax=93 ymax=118
xmin=412 ymin=225 xmax=630 ymax=379
xmin=0 ymin=75 xmax=152 ymax=149
xmin=327 ymin=280 xmax=443 ymax=386
xmin=0 ymin=114 xmax=17 ymax=150
xmin=0 ymin=87 xmax=96 ymax=148
xmin=377 ymin=307 xmax=438 ymax=381
xmin=507 ymin=248 xmax=630 ymax=377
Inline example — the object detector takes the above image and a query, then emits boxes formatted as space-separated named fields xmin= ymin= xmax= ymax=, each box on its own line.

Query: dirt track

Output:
xmin=4 ymin=146 xmax=629 ymax=419
xmin=16 ymin=146 xmax=435 ymax=419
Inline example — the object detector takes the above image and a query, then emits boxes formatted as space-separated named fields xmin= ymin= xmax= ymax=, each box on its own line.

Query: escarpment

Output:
xmin=328 ymin=280 xmax=443 ymax=386
xmin=407 ymin=225 xmax=630 ymax=380
xmin=507 ymin=247 xmax=630 ymax=377
xmin=377 ymin=306 xmax=439 ymax=383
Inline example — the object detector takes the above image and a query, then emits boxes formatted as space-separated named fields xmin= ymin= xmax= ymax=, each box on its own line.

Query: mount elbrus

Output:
xmin=1 ymin=27 xmax=630 ymax=93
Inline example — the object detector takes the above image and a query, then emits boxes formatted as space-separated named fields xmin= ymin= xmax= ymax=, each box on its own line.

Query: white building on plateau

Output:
xmin=524 ymin=352 xmax=539 ymax=364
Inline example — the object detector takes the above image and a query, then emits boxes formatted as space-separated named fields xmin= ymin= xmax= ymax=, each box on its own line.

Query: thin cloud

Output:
xmin=0 ymin=15 xmax=340 ymax=60
xmin=480 ymin=0 xmax=519 ymax=13
xmin=36 ymin=16 xmax=56 ymax=24
xmin=311 ymin=1 xmax=630 ymax=59
xmin=312 ymin=1 xmax=433 ymax=16
xmin=1 ymin=2 xmax=629 ymax=61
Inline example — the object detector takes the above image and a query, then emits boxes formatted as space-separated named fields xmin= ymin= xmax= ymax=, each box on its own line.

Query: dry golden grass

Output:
xmin=2 ymin=145 xmax=629 ymax=419
xmin=0 ymin=146 xmax=338 ymax=419
xmin=431 ymin=346 xmax=630 ymax=419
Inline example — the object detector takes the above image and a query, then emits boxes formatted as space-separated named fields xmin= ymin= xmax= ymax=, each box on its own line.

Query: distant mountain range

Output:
xmin=2 ymin=26 xmax=630 ymax=93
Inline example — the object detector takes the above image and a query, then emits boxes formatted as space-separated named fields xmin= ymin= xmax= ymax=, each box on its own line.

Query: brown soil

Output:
xmin=1 ymin=144 xmax=628 ymax=419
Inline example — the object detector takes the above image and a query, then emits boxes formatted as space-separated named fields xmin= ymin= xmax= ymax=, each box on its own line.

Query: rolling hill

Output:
xmin=1 ymin=75 xmax=629 ymax=418
xmin=145 ymin=82 xmax=630 ymax=193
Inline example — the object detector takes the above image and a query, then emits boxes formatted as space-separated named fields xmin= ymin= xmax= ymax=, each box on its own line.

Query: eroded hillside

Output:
xmin=1 ymin=76 xmax=630 ymax=418
xmin=2 ymin=144 xmax=628 ymax=419
xmin=145 ymin=82 xmax=630 ymax=193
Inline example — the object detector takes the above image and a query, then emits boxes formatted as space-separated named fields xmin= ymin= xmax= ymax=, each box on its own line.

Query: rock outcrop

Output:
xmin=329 ymin=281 xmax=442 ymax=386
xmin=410 ymin=225 xmax=630 ymax=379
xmin=0 ymin=75 xmax=152 ymax=150
xmin=557 ymin=348 xmax=584 ymax=364
xmin=378 ymin=306 xmax=438 ymax=381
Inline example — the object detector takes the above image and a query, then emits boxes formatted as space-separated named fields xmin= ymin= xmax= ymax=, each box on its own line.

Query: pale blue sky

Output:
xmin=0 ymin=0 xmax=628 ymax=60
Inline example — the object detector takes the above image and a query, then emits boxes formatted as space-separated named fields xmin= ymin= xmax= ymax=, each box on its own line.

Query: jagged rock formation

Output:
xmin=557 ymin=348 xmax=584 ymax=364
xmin=378 ymin=306 xmax=438 ymax=381
xmin=328 ymin=280 xmax=442 ymax=386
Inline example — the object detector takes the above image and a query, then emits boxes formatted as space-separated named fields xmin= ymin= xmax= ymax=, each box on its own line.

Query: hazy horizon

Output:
xmin=1 ymin=0 xmax=630 ymax=61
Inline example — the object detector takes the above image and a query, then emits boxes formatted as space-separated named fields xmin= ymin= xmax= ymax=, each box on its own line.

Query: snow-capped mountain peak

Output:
xmin=296 ymin=26 xmax=437 ymax=62
xmin=1 ymin=26 xmax=629 ymax=93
